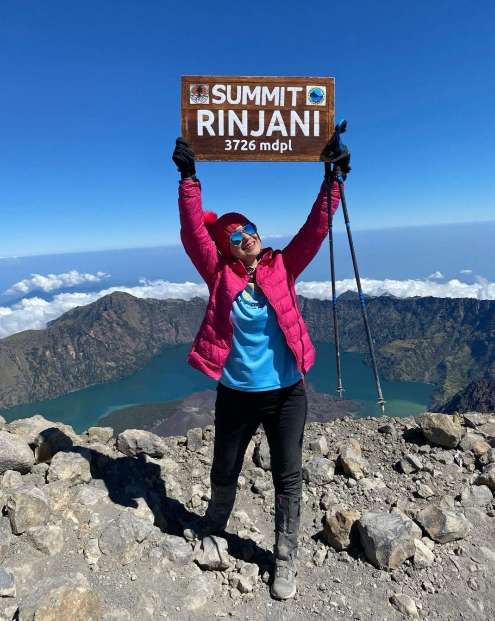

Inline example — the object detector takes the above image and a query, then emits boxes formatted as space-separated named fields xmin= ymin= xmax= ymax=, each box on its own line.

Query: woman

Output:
xmin=172 ymin=137 xmax=346 ymax=600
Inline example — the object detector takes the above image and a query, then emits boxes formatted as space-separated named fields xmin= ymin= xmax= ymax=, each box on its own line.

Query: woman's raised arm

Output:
xmin=173 ymin=138 xmax=219 ymax=286
xmin=281 ymin=180 xmax=341 ymax=279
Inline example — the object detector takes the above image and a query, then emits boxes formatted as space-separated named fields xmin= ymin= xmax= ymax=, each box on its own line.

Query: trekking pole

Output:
xmin=326 ymin=187 xmax=344 ymax=399
xmin=324 ymin=121 xmax=386 ymax=413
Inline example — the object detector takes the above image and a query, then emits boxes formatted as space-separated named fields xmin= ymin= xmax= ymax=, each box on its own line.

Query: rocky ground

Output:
xmin=0 ymin=410 xmax=494 ymax=621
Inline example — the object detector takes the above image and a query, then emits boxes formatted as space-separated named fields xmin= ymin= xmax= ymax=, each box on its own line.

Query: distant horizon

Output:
xmin=2 ymin=218 xmax=495 ymax=260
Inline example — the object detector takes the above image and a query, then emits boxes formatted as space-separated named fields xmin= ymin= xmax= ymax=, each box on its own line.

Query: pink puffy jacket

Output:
xmin=178 ymin=178 xmax=341 ymax=380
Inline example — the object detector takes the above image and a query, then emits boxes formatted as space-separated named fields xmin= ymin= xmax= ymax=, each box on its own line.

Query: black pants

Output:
xmin=211 ymin=380 xmax=308 ymax=499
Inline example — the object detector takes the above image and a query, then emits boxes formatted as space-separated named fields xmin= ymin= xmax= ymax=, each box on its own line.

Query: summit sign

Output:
xmin=181 ymin=75 xmax=335 ymax=161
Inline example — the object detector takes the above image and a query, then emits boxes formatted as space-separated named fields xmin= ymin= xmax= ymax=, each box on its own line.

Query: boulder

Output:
xmin=398 ymin=453 xmax=423 ymax=474
xmin=417 ymin=412 xmax=463 ymax=448
xmin=302 ymin=457 xmax=335 ymax=485
xmin=7 ymin=415 xmax=79 ymax=446
xmin=194 ymin=535 xmax=231 ymax=571
xmin=25 ymin=523 xmax=64 ymax=556
xmin=6 ymin=485 xmax=50 ymax=534
xmin=253 ymin=436 xmax=271 ymax=470
xmin=34 ymin=427 xmax=74 ymax=463
xmin=476 ymin=462 xmax=495 ymax=491
xmin=0 ymin=470 xmax=23 ymax=490
xmin=309 ymin=436 xmax=329 ymax=456
xmin=389 ymin=593 xmax=420 ymax=619
xmin=116 ymin=429 xmax=166 ymax=458
xmin=460 ymin=485 xmax=493 ymax=507
xmin=412 ymin=538 xmax=435 ymax=568
xmin=415 ymin=504 xmax=471 ymax=543
xmin=229 ymin=561 xmax=259 ymax=593
xmin=338 ymin=439 xmax=366 ymax=480
xmin=357 ymin=511 xmax=422 ymax=570
xmin=0 ymin=431 xmax=34 ymax=475
xmin=47 ymin=451 xmax=92 ymax=486
xmin=98 ymin=512 xmax=154 ymax=565
xmin=160 ymin=534 xmax=194 ymax=565
xmin=416 ymin=483 xmax=435 ymax=499
xmin=87 ymin=426 xmax=114 ymax=445
xmin=186 ymin=427 xmax=203 ymax=452
xmin=17 ymin=572 xmax=100 ymax=621
xmin=322 ymin=508 xmax=360 ymax=551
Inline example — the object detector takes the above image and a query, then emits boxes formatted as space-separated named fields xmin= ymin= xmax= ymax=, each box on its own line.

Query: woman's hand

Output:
xmin=173 ymin=137 xmax=196 ymax=179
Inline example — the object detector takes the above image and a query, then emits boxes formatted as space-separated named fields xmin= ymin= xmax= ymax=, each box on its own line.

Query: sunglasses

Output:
xmin=229 ymin=222 xmax=258 ymax=246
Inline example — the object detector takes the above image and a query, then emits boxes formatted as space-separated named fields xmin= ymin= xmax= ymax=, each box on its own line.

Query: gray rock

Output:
xmin=322 ymin=508 xmax=360 ymax=551
xmin=0 ymin=567 xmax=16 ymax=598
xmin=252 ymin=476 xmax=271 ymax=496
xmin=0 ymin=518 xmax=13 ymax=563
xmin=186 ymin=427 xmax=203 ymax=452
xmin=253 ymin=436 xmax=271 ymax=470
xmin=17 ymin=572 xmax=100 ymax=621
xmin=416 ymin=504 xmax=471 ymax=543
xmin=378 ymin=423 xmax=397 ymax=437
xmin=338 ymin=439 xmax=366 ymax=480
xmin=116 ymin=429 xmax=166 ymax=458
xmin=416 ymin=483 xmax=434 ymax=498
xmin=399 ymin=453 xmax=423 ymax=474
xmin=309 ymin=436 xmax=329 ymax=456
xmin=357 ymin=511 xmax=422 ymax=570
xmin=25 ymin=523 xmax=64 ymax=556
xmin=6 ymin=485 xmax=50 ymax=534
xmin=460 ymin=484 xmax=493 ymax=507
xmin=463 ymin=412 xmax=485 ymax=428
xmin=87 ymin=426 xmax=114 ymax=445
xmin=0 ymin=415 xmax=5 ymax=430
xmin=229 ymin=561 xmax=259 ymax=593
xmin=476 ymin=462 xmax=495 ymax=491
xmin=194 ymin=535 xmax=231 ymax=571
xmin=302 ymin=457 xmax=335 ymax=485
xmin=33 ymin=427 xmax=74 ymax=463
xmin=182 ymin=573 xmax=213 ymax=611
xmin=47 ymin=451 xmax=92 ymax=486
xmin=6 ymin=415 xmax=79 ymax=446
xmin=98 ymin=512 xmax=154 ymax=565
xmin=0 ymin=470 xmax=23 ymax=490
xmin=412 ymin=538 xmax=435 ymax=568
xmin=0 ymin=431 xmax=34 ymax=475
xmin=418 ymin=412 xmax=463 ymax=448
xmin=389 ymin=593 xmax=419 ymax=618
xmin=160 ymin=534 xmax=194 ymax=565
xmin=44 ymin=480 xmax=73 ymax=514
xmin=479 ymin=448 xmax=495 ymax=466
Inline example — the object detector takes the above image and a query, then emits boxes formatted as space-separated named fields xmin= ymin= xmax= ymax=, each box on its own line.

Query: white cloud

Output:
xmin=0 ymin=280 xmax=207 ymax=339
xmin=427 ymin=271 xmax=444 ymax=280
xmin=460 ymin=269 xmax=473 ymax=274
xmin=296 ymin=276 xmax=495 ymax=300
xmin=1 ymin=276 xmax=494 ymax=340
xmin=5 ymin=270 xmax=110 ymax=295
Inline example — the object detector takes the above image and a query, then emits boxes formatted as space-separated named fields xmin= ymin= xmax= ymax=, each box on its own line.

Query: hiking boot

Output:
xmin=270 ymin=494 xmax=300 ymax=600
xmin=182 ymin=482 xmax=237 ymax=542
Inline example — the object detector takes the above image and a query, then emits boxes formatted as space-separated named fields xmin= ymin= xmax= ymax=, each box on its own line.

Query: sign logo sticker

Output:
xmin=189 ymin=84 xmax=209 ymax=104
xmin=306 ymin=86 xmax=326 ymax=106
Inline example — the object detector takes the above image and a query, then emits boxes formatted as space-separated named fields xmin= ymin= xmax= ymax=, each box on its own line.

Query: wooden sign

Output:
xmin=181 ymin=75 xmax=335 ymax=161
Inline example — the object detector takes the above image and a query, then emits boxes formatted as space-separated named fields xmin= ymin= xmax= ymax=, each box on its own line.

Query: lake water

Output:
xmin=0 ymin=343 xmax=433 ymax=434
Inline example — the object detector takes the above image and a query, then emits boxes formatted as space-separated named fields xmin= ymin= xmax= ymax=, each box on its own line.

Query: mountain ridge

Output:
xmin=0 ymin=291 xmax=494 ymax=410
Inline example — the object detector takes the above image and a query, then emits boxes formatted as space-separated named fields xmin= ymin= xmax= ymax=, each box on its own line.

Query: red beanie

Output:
xmin=203 ymin=211 xmax=251 ymax=257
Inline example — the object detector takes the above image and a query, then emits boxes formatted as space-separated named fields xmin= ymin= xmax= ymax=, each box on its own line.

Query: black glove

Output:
xmin=172 ymin=137 xmax=196 ymax=179
xmin=325 ymin=148 xmax=351 ymax=182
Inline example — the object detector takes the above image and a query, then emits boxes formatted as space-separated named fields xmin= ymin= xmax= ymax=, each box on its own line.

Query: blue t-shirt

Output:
xmin=220 ymin=283 xmax=302 ymax=391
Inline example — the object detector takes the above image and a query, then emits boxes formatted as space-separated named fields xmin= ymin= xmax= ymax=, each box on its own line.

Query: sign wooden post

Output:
xmin=181 ymin=75 xmax=335 ymax=162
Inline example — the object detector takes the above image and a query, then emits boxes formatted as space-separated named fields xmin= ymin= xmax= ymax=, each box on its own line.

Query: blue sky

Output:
xmin=2 ymin=0 xmax=494 ymax=257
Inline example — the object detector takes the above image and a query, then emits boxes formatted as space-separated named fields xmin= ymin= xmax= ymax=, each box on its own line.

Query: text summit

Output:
xmin=196 ymin=84 xmax=321 ymax=137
